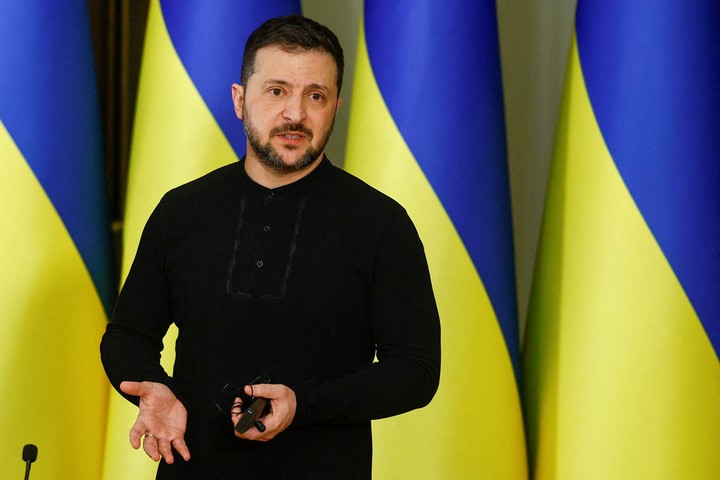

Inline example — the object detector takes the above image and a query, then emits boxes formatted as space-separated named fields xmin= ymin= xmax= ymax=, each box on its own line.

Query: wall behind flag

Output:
xmin=87 ymin=0 xmax=578 ymax=329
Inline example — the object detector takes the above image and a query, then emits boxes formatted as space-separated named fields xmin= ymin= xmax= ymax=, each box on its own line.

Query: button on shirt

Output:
xmin=227 ymin=180 xmax=307 ymax=300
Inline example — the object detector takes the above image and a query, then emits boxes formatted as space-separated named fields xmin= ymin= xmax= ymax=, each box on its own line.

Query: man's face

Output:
xmin=233 ymin=46 xmax=340 ymax=174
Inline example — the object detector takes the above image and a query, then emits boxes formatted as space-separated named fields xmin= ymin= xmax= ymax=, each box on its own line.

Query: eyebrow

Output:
xmin=263 ymin=79 xmax=331 ymax=93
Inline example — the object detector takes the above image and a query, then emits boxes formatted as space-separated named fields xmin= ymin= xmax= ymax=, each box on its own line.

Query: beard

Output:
xmin=243 ymin=105 xmax=334 ymax=174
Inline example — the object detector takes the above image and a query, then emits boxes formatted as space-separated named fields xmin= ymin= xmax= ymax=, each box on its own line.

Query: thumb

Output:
xmin=120 ymin=380 xmax=144 ymax=396
xmin=245 ymin=383 xmax=265 ymax=398
xmin=245 ymin=383 xmax=278 ymax=399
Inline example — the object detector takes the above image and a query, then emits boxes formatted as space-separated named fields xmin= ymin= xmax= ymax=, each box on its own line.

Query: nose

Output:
xmin=282 ymin=93 xmax=307 ymax=123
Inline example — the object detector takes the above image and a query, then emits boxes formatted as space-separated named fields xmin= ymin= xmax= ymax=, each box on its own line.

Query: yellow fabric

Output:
xmin=101 ymin=1 xmax=237 ymax=478
xmin=524 ymin=35 xmax=720 ymax=479
xmin=0 ymin=119 xmax=108 ymax=478
xmin=345 ymin=23 xmax=527 ymax=480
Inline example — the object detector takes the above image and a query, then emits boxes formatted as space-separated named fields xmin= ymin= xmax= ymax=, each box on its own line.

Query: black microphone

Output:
xmin=22 ymin=444 xmax=37 ymax=480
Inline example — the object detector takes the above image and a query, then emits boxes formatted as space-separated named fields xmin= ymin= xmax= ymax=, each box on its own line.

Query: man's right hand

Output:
xmin=120 ymin=381 xmax=191 ymax=464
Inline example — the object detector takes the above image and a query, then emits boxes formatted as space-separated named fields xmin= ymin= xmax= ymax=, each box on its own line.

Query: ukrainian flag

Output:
xmin=0 ymin=1 xmax=113 ymax=478
xmin=345 ymin=2 xmax=527 ymax=478
xmin=101 ymin=2 xmax=299 ymax=478
xmin=524 ymin=1 xmax=720 ymax=478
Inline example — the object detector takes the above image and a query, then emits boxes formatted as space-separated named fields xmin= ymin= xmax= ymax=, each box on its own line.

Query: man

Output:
xmin=101 ymin=15 xmax=440 ymax=479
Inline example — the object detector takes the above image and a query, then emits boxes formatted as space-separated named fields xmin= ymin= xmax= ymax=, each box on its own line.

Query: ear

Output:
xmin=231 ymin=83 xmax=245 ymax=120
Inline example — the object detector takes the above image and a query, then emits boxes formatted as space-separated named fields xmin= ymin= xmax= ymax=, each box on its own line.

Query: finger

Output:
xmin=245 ymin=383 xmax=275 ymax=399
xmin=172 ymin=437 xmax=191 ymax=461
xmin=157 ymin=437 xmax=175 ymax=464
xmin=244 ymin=384 xmax=255 ymax=397
xmin=235 ymin=424 xmax=266 ymax=441
xmin=228 ymin=396 xmax=242 ymax=429
xmin=129 ymin=420 xmax=149 ymax=449
xmin=142 ymin=434 xmax=161 ymax=462
xmin=231 ymin=397 xmax=243 ymax=414
xmin=129 ymin=427 xmax=142 ymax=449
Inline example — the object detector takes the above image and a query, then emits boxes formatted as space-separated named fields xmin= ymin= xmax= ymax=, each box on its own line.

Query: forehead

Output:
xmin=249 ymin=46 xmax=338 ymax=93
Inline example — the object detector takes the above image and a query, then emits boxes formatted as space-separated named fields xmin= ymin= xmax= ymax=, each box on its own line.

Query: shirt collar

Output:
xmin=238 ymin=155 xmax=331 ymax=200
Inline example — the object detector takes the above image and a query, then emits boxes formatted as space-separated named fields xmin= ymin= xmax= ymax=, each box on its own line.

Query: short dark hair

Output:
xmin=241 ymin=15 xmax=344 ymax=96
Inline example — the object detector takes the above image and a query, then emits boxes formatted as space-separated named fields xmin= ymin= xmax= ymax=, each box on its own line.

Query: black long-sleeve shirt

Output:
xmin=101 ymin=157 xmax=441 ymax=479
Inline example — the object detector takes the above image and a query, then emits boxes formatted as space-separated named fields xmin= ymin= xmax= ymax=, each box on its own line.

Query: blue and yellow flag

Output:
xmin=102 ymin=2 xmax=300 ymax=478
xmin=0 ymin=1 xmax=113 ymax=478
xmin=345 ymin=2 xmax=527 ymax=478
xmin=524 ymin=1 xmax=720 ymax=478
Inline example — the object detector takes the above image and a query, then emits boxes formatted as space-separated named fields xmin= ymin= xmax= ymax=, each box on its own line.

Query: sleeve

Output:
xmin=100 ymin=195 xmax=181 ymax=405
xmin=292 ymin=208 xmax=441 ymax=427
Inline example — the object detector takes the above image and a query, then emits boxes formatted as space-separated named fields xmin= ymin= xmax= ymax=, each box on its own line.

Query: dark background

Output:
xmin=88 ymin=0 xmax=149 ymax=236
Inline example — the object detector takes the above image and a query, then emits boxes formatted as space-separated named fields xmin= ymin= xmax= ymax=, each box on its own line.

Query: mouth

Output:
xmin=277 ymin=132 xmax=306 ymax=140
xmin=272 ymin=124 xmax=313 ymax=144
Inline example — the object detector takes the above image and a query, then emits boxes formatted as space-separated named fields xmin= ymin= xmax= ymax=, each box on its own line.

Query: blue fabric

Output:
xmin=578 ymin=0 xmax=720 ymax=355
xmin=365 ymin=0 xmax=520 ymax=374
xmin=160 ymin=0 xmax=301 ymax=159
xmin=0 ymin=1 xmax=114 ymax=311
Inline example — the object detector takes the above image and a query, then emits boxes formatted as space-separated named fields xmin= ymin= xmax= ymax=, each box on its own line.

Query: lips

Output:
xmin=278 ymin=132 xmax=305 ymax=140
xmin=271 ymin=123 xmax=313 ymax=141
xmin=275 ymin=132 xmax=307 ymax=149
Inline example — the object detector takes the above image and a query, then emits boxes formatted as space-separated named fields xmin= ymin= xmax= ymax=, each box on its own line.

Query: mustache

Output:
xmin=270 ymin=123 xmax=313 ymax=139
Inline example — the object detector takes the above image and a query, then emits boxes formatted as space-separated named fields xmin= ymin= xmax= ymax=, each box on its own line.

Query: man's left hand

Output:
xmin=232 ymin=383 xmax=296 ymax=441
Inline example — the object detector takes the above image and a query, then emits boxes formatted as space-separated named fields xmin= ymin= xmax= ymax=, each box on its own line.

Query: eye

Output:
xmin=308 ymin=92 xmax=325 ymax=102
xmin=269 ymin=88 xmax=283 ymax=97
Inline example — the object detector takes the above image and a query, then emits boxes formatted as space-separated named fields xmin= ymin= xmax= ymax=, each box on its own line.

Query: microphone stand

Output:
xmin=22 ymin=444 xmax=37 ymax=480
